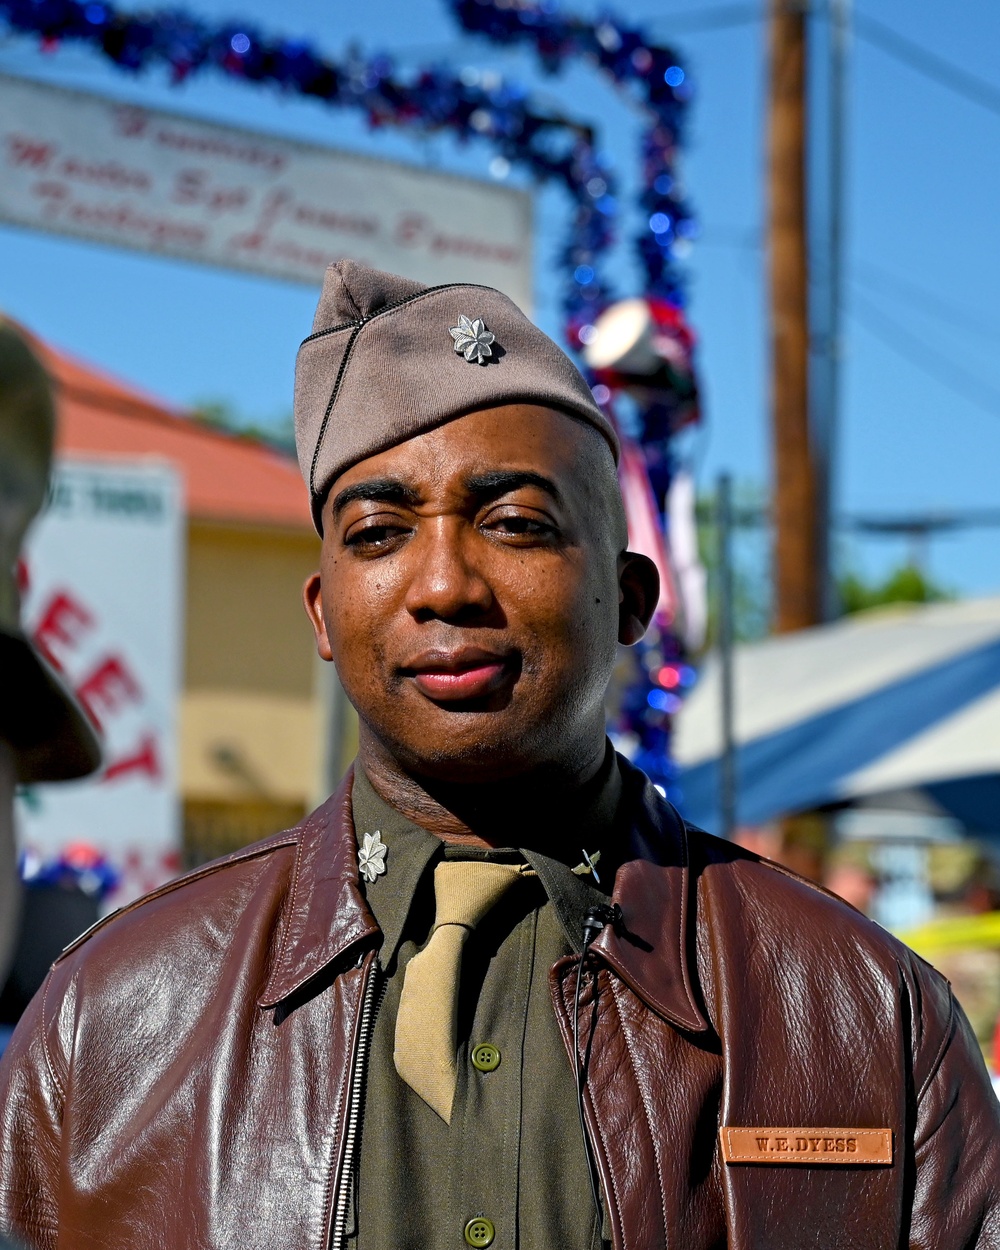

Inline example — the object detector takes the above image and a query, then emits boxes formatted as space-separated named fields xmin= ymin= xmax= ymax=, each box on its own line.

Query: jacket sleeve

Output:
xmin=908 ymin=961 xmax=1000 ymax=1249
xmin=0 ymin=970 xmax=65 ymax=1250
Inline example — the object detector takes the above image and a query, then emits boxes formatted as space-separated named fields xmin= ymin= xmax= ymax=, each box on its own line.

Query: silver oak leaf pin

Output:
xmin=358 ymin=830 xmax=387 ymax=883
xmin=449 ymin=314 xmax=496 ymax=364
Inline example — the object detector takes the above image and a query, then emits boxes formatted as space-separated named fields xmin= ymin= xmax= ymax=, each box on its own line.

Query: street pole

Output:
xmin=812 ymin=0 xmax=850 ymax=620
xmin=768 ymin=0 xmax=821 ymax=631
xmin=316 ymin=658 xmax=355 ymax=804
xmin=717 ymin=472 xmax=737 ymax=839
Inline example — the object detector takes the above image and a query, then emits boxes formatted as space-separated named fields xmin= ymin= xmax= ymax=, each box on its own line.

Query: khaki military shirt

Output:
xmin=350 ymin=751 xmax=624 ymax=1250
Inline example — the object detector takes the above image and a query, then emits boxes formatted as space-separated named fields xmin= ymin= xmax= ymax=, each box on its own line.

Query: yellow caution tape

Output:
xmin=895 ymin=911 xmax=1000 ymax=956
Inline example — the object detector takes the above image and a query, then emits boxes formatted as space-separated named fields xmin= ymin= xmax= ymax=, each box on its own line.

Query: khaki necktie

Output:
xmin=394 ymin=859 xmax=525 ymax=1124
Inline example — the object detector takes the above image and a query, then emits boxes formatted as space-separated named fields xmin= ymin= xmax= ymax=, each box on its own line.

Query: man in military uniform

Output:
xmin=0 ymin=264 xmax=998 ymax=1250
xmin=0 ymin=321 xmax=101 ymax=986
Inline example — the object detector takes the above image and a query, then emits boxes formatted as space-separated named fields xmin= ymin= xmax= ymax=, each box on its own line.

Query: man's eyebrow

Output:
xmin=464 ymin=470 xmax=563 ymax=505
xmin=330 ymin=477 xmax=420 ymax=518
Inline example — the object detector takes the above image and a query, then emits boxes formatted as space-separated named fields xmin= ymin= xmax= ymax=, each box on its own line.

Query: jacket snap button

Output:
xmin=464 ymin=1217 xmax=495 ymax=1247
xmin=471 ymin=1043 xmax=501 ymax=1072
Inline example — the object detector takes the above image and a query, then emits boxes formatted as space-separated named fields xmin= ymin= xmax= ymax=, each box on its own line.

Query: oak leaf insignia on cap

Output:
xmin=448 ymin=315 xmax=496 ymax=365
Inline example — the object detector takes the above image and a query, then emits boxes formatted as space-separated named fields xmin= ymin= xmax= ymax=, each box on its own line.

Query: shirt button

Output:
xmin=471 ymin=1043 xmax=501 ymax=1072
xmin=464 ymin=1217 xmax=495 ymax=1248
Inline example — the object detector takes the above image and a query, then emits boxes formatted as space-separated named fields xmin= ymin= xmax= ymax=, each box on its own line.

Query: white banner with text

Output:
xmin=0 ymin=73 xmax=533 ymax=308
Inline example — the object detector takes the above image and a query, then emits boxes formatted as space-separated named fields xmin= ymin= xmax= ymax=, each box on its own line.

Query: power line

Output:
xmin=696 ymin=500 xmax=1000 ymax=535
xmin=644 ymin=3 xmax=762 ymax=35
xmin=690 ymin=240 xmax=1000 ymax=426
xmin=849 ymin=289 xmax=1000 ymax=418
xmin=843 ymin=509 xmax=1000 ymax=537
xmin=852 ymin=263 xmax=1000 ymax=344
xmin=686 ymin=236 xmax=1000 ymax=362
xmin=854 ymin=10 xmax=1000 ymax=120
xmin=692 ymin=241 xmax=1000 ymax=355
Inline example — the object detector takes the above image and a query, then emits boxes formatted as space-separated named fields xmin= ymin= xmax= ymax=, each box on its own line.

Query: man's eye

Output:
xmin=485 ymin=514 xmax=554 ymax=539
xmin=345 ymin=523 xmax=407 ymax=549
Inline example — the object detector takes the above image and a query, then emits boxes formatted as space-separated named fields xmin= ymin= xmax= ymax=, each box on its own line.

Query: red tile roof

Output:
xmin=29 ymin=329 xmax=312 ymax=531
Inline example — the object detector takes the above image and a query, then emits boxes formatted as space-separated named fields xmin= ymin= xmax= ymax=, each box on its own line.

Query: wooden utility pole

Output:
xmin=768 ymin=0 xmax=821 ymax=631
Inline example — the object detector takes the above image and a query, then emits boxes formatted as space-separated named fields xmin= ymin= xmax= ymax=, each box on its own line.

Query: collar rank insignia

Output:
xmin=358 ymin=830 xmax=387 ymax=883
xmin=571 ymin=848 xmax=602 ymax=884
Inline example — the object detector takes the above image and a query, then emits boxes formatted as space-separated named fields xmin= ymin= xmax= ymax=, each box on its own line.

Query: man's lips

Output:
xmin=401 ymin=649 xmax=515 ymax=702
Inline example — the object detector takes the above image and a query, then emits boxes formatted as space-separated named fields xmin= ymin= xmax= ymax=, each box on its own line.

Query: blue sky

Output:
xmin=1 ymin=0 xmax=998 ymax=597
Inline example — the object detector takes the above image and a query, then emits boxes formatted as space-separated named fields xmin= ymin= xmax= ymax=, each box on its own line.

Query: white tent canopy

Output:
xmin=673 ymin=598 xmax=1000 ymax=834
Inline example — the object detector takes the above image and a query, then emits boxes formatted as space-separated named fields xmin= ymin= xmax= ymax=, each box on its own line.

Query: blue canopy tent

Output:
xmin=673 ymin=598 xmax=1000 ymax=840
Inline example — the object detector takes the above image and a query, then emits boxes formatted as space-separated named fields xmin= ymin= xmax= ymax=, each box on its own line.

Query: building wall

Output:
xmin=184 ymin=520 xmax=320 ymax=699
xmin=179 ymin=519 xmax=324 ymax=862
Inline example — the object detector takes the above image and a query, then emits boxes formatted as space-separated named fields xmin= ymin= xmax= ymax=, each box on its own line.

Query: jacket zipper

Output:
xmin=329 ymin=953 xmax=387 ymax=1250
xmin=565 ymin=954 xmax=614 ymax=1250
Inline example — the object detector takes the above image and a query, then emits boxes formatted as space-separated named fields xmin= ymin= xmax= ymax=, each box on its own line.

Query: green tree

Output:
xmin=191 ymin=399 xmax=295 ymax=456
xmin=837 ymin=563 xmax=952 ymax=615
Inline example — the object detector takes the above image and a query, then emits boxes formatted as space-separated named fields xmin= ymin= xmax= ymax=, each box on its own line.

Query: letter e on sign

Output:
xmin=103 ymin=733 xmax=161 ymax=783
xmin=33 ymin=589 xmax=95 ymax=670
xmin=76 ymin=655 xmax=142 ymax=730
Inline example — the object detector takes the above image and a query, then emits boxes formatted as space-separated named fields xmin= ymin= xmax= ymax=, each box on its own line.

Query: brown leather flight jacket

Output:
xmin=1 ymin=764 xmax=999 ymax=1250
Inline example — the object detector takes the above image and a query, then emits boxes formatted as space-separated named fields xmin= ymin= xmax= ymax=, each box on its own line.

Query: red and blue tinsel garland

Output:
xmin=0 ymin=0 xmax=698 ymax=797
xmin=0 ymin=0 xmax=694 ymax=335
xmin=446 ymin=0 xmax=696 ymax=312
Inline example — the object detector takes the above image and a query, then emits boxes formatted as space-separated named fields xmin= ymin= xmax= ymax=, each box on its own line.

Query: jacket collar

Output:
xmin=259 ymin=766 xmax=378 ymax=1008
xmin=594 ymin=760 xmax=709 ymax=1033
xmin=260 ymin=759 xmax=708 ymax=1034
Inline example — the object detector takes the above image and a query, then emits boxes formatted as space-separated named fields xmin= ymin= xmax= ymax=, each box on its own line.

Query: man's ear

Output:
xmin=302 ymin=573 xmax=334 ymax=662
xmin=617 ymin=551 xmax=660 ymax=645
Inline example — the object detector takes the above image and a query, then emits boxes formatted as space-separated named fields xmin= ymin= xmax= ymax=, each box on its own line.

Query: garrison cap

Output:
xmin=294 ymin=261 xmax=619 ymax=530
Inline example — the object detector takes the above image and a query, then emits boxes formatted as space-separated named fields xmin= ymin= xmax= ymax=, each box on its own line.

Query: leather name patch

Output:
xmin=721 ymin=1127 xmax=893 ymax=1165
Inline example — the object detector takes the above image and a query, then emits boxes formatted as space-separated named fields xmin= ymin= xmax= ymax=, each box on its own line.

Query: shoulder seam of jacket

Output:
xmin=744 ymin=845 xmax=872 ymax=915
xmin=40 ymin=968 xmax=66 ymax=1102
xmin=53 ymin=833 xmax=300 ymax=964
xmin=691 ymin=826 xmax=865 ymax=911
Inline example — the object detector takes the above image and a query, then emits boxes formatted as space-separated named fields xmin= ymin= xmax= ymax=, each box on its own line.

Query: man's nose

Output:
xmin=403 ymin=519 xmax=494 ymax=622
